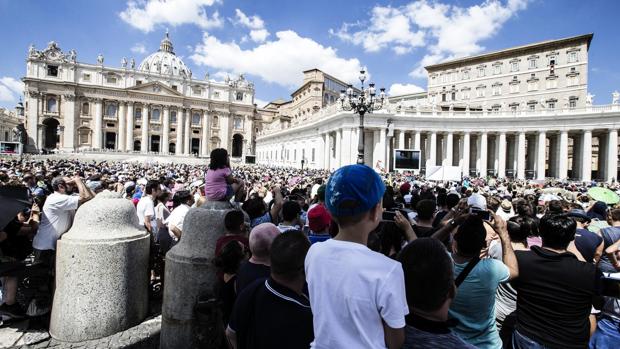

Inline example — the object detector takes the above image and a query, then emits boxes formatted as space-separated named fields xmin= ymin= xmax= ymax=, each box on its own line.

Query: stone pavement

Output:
xmin=0 ymin=315 xmax=161 ymax=349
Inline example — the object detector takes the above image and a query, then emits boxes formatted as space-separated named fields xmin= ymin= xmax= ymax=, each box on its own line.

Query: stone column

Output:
xmin=558 ymin=131 xmax=569 ymax=180
xmin=398 ymin=130 xmax=405 ymax=149
xmin=183 ymin=109 xmax=191 ymax=155
xmin=428 ymin=132 xmax=437 ymax=168
xmin=201 ymin=111 xmax=209 ymax=156
xmin=462 ymin=132 xmax=470 ymax=176
xmin=379 ymin=128 xmax=387 ymax=170
xmin=342 ymin=128 xmax=352 ymax=166
xmin=607 ymin=129 xmax=618 ymax=182
xmin=176 ymin=108 xmax=184 ymax=155
xmin=26 ymin=92 xmax=40 ymax=151
xmin=323 ymin=133 xmax=330 ymax=169
xmin=118 ymin=102 xmax=127 ymax=151
xmin=51 ymin=192 xmax=149 ymax=342
xmin=581 ymin=130 xmax=592 ymax=182
xmin=335 ymin=129 xmax=342 ymax=168
xmin=479 ymin=132 xmax=488 ymax=177
xmin=517 ymin=132 xmax=526 ymax=180
xmin=537 ymin=131 xmax=547 ymax=180
xmin=141 ymin=104 xmax=149 ymax=153
xmin=444 ymin=132 xmax=453 ymax=166
xmin=93 ymin=98 xmax=103 ymax=150
xmin=161 ymin=106 xmax=170 ymax=155
xmin=413 ymin=131 xmax=421 ymax=150
xmin=498 ymin=132 xmax=507 ymax=178
xmin=125 ymin=102 xmax=134 ymax=151
xmin=62 ymin=94 xmax=77 ymax=151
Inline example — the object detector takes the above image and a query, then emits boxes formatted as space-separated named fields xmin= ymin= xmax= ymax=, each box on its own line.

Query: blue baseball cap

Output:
xmin=325 ymin=165 xmax=386 ymax=217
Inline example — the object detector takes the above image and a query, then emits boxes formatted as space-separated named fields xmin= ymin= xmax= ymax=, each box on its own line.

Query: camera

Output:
xmin=470 ymin=207 xmax=491 ymax=221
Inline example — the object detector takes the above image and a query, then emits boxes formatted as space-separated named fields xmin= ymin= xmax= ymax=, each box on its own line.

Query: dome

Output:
xmin=138 ymin=31 xmax=191 ymax=78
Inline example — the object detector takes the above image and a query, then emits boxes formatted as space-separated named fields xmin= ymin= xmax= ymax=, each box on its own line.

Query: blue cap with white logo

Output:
xmin=325 ymin=165 xmax=386 ymax=217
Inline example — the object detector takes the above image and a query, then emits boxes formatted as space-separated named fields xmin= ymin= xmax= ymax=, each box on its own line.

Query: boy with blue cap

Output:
xmin=304 ymin=164 xmax=408 ymax=349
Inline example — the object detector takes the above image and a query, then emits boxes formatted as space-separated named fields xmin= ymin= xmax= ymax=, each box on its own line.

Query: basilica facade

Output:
xmin=23 ymin=33 xmax=257 ymax=158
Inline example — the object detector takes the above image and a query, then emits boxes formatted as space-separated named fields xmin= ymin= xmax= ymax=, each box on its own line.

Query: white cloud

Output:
xmin=331 ymin=0 xmax=529 ymax=76
xmin=131 ymin=43 xmax=147 ymax=54
xmin=0 ymin=77 xmax=24 ymax=103
xmin=330 ymin=7 xmax=425 ymax=55
xmin=388 ymin=83 xmax=425 ymax=96
xmin=249 ymin=29 xmax=269 ymax=43
xmin=119 ymin=0 xmax=223 ymax=33
xmin=233 ymin=9 xmax=269 ymax=43
xmin=190 ymin=30 xmax=365 ymax=88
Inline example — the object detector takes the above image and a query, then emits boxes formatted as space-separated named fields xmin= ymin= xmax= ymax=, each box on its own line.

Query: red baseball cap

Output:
xmin=308 ymin=204 xmax=331 ymax=233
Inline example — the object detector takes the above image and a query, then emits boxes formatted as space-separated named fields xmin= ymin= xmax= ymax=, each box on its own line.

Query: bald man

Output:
xmin=235 ymin=223 xmax=280 ymax=294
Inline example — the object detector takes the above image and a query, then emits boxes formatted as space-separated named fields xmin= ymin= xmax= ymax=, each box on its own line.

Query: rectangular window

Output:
xmin=478 ymin=67 xmax=485 ymax=77
xmin=569 ymin=98 xmax=577 ymax=108
xmin=548 ymin=101 xmax=556 ymax=109
xmin=136 ymin=80 xmax=142 ymax=85
xmin=528 ymin=103 xmax=536 ymax=111
xmin=213 ymin=91 xmax=220 ymax=98
xmin=568 ymin=51 xmax=578 ymax=63
xmin=47 ymin=65 xmax=58 ymax=77
xmin=527 ymin=81 xmax=538 ymax=91
xmin=568 ymin=76 xmax=579 ymax=86
xmin=451 ymin=92 xmax=456 ymax=101
xmin=170 ymin=111 xmax=177 ymax=124
xmin=529 ymin=59 xmax=537 ymax=69
xmin=312 ymin=148 xmax=315 ymax=162
xmin=172 ymin=85 xmax=178 ymax=91
xmin=476 ymin=88 xmax=485 ymax=98
xmin=442 ymin=94 xmax=447 ymax=102
xmin=82 ymin=73 xmax=91 ymax=82
xmin=106 ymin=76 xmax=117 ymax=84
xmin=511 ymin=62 xmax=519 ymax=72
xmin=294 ymin=150 xmax=297 ymax=161
xmin=135 ymin=108 xmax=142 ymax=121
xmin=462 ymin=91 xmax=470 ymax=100
xmin=192 ymin=87 xmax=202 ymax=96
xmin=510 ymin=105 xmax=518 ymax=112
xmin=492 ymin=85 xmax=501 ymax=96
xmin=462 ymin=71 xmax=469 ymax=80
xmin=493 ymin=65 xmax=501 ymax=75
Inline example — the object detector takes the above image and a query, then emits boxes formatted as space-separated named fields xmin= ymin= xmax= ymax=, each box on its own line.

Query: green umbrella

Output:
xmin=587 ymin=187 xmax=620 ymax=205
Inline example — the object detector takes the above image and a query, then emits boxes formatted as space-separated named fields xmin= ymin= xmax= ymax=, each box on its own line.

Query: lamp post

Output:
xmin=340 ymin=69 xmax=386 ymax=165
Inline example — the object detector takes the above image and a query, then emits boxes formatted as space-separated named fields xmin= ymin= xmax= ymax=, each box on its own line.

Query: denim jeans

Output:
xmin=589 ymin=318 xmax=620 ymax=348
xmin=512 ymin=330 xmax=549 ymax=349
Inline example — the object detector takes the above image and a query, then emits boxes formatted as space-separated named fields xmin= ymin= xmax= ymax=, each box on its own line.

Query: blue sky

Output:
xmin=0 ymin=0 xmax=618 ymax=110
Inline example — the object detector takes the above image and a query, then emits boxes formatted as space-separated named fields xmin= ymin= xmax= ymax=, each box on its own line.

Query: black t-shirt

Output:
xmin=574 ymin=228 xmax=603 ymax=263
xmin=218 ymin=275 xmax=237 ymax=326
xmin=513 ymin=246 xmax=601 ymax=349
xmin=235 ymin=261 xmax=271 ymax=294
xmin=228 ymin=277 xmax=314 ymax=349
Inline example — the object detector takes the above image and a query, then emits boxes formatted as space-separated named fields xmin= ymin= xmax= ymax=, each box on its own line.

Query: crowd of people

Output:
xmin=1 ymin=149 xmax=620 ymax=348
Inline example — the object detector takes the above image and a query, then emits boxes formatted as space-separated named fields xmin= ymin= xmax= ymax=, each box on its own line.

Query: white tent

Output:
xmin=426 ymin=166 xmax=462 ymax=181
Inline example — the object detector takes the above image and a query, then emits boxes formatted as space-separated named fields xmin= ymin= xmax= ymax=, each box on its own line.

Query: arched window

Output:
xmin=105 ymin=103 xmax=117 ymax=117
xmin=133 ymin=140 xmax=141 ymax=151
xmin=212 ymin=115 xmax=219 ymax=127
xmin=82 ymin=102 xmax=89 ymax=115
xmin=192 ymin=112 xmax=200 ymax=125
xmin=152 ymin=109 xmax=161 ymax=122
xmin=236 ymin=92 xmax=243 ymax=101
xmin=46 ymin=96 xmax=57 ymax=113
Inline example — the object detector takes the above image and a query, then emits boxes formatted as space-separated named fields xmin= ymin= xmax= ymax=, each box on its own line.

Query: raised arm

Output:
xmin=492 ymin=212 xmax=519 ymax=280
xmin=73 ymin=176 xmax=95 ymax=206
xmin=605 ymin=238 xmax=620 ymax=271
xmin=269 ymin=186 xmax=284 ymax=222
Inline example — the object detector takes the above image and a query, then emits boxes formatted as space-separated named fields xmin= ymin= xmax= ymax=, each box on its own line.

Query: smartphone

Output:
xmin=601 ymin=274 xmax=620 ymax=298
xmin=382 ymin=211 xmax=397 ymax=222
xmin=470 ymin=207 xmax=491 ymax=221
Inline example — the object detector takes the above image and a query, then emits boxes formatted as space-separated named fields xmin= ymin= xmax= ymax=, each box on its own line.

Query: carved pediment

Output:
xmin=29 ymin=41 xmax=69 ymax=63
xmin=127 ymin=81 xmax=182 ymax=96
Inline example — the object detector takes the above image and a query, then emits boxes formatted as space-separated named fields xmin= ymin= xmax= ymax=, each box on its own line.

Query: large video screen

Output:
xmin=245 ymin=155 xmax=256 ymax=164
xmin=0 ymin=142 xmax=20 ymax=154
xmin=394 ymin=149 xmax=420 ymax=170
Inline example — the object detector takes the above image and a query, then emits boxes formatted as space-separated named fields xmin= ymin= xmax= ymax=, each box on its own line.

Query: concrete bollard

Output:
xmin=50 ymin=191 xmax=150 ymax=342
xmin=160 ymin=200 xmax=231 ymax=349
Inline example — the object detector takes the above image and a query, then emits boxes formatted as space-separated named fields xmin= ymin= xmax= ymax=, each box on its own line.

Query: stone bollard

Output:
xmin=160 ymin=200 xmax=231 ymax=349
xmin=50 ymin=191 xmax=150 ymax=342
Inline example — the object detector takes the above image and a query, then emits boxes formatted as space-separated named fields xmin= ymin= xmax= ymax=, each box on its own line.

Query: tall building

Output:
xmin=22 ymin=32 xmax=257 ymax=158
xmin=426 ymin=34 xmax=592 ymax=112
xmin=256 ymin=33 xmax=620 ymax=182
xmin=0 ymin=106 xmax=24 ymax=142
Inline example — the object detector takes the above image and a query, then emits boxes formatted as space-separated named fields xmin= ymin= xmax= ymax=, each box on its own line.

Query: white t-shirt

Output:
xmin=136 ymin=196 xmax=155 ymax=228
xmin=166 ymin=204 xmax=190 ymax=240
xmin=311 ymin=184 xmax=320 ymax=198
xmin=305 ymin=239 xmax=408 ymax=349
xmin=34 ymin=192 xmax=79 ymax=250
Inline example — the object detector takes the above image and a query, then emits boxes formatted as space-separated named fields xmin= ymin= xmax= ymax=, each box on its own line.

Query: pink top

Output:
xmin=205 ymin=167 xmax=231 ymax=200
